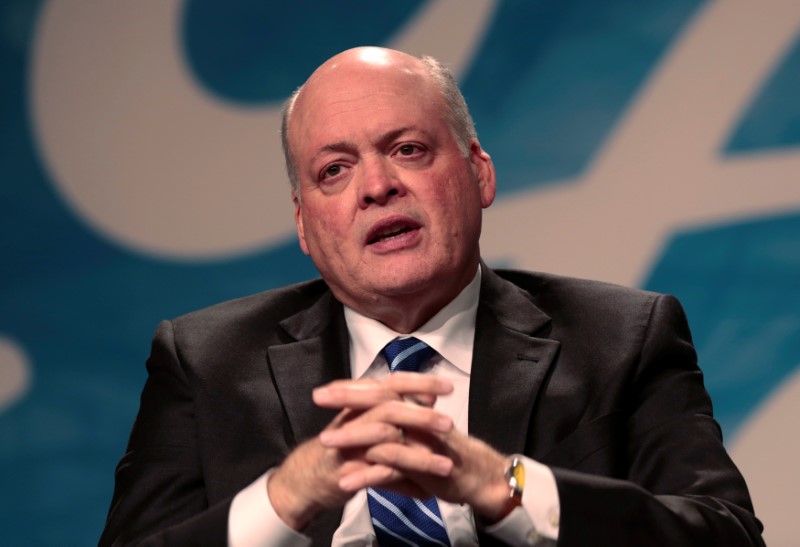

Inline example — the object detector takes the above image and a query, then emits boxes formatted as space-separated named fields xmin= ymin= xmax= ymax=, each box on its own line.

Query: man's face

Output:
xmin=289 ymin=49 xmax=495 ymax=320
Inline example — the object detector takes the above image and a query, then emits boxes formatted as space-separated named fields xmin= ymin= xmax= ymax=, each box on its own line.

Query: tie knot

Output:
xmin=382 ymin=337 xmax=436 ymax=373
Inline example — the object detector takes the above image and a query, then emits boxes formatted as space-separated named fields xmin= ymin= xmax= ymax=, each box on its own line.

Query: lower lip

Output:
xmin=368 ymin=228 xmax=421 ymax=253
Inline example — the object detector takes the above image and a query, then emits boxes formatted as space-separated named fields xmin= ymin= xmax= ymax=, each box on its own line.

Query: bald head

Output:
xmin=281 ymin=47 xmax=477 ymax=193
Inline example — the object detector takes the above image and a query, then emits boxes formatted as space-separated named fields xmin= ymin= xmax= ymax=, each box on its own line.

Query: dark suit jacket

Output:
xmin=100 ymin=268 xmax=764 ymax=546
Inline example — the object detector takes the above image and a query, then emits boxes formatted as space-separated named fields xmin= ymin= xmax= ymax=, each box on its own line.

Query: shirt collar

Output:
xmin=344 ymin=266 xmax=481 ymax=379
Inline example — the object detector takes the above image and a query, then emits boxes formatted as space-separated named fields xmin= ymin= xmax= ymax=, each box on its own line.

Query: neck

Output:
xmin=365 ymin=296 xmax=451 ymax=334
xmin=341 ymin=264 xmax=481 ymax=334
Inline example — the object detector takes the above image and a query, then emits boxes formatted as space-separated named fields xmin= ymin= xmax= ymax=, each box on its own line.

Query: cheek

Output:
xmin=303 ymin=204 xmax=351 ymax=253
xmin=430 ymin=176 xmax=484 ymax=249
xmin=436 ymin=175 xmax=480 ymax=219
xmin=319 ymin=205 xmax=349 ymax=237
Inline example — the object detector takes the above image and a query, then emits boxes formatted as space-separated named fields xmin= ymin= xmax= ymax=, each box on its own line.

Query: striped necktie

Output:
xmin=367 ymin=337 xmax=451 ymax=546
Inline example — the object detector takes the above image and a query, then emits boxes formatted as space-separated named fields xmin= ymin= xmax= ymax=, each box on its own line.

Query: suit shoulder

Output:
xmin=495 ymin=269 xmax=660 ymax=298
xmin=168 ymin=278 xmax=331 ymax=342
xmin=493 ymin=269 xmax=669 ymax=318
xmin=491 ymin=269 xmax=691 ymax=354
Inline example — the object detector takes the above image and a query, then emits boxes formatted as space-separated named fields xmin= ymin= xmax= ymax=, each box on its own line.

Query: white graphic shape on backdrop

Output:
xmin=30 ymin=0 xmax=495 ymax=259
xmin=483 ymin=0 xmax=800 ymax=287
xmin=483 ymin=2 xmax=800 ymax=540
xmin=0 ymin=337 xmax=32 ymax=412
xmin=730 ymin=366 xmax=800 ymax=546
xmin=25 ymin=0 xmax=799 ymax=540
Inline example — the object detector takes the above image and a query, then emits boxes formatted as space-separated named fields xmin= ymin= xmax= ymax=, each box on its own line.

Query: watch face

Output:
xmin=508 ymin=458 xmax=525 ymax=493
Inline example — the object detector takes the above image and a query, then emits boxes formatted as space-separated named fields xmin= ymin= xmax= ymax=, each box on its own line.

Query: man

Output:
xmin=100 ymin=47 xmax=764 ymax=546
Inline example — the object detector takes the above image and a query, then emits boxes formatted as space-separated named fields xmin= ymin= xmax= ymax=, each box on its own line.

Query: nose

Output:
xmin=357 ymin=157 xmax=405 ymax=208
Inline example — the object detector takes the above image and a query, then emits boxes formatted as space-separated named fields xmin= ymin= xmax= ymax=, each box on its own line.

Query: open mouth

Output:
xmin=368 ymin=225 xmax=414 ymax=245
xmin=366 ymin=218 xmax=421 ymax=246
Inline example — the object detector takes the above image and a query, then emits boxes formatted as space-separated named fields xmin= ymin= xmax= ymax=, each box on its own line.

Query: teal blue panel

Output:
xmin=461 ymin=0 xmax=704 ymax=192
xmin=643 ymin=213 xmax=800 ymax=439
xmin=182 ymin=0 xmax=426 ymax=103
xmin=725 ymin=35 xmax=800 ymax=153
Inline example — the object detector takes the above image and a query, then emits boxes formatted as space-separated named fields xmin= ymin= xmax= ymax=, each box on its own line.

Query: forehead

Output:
xmin=289 ymin=62 xmax=449 ymax=157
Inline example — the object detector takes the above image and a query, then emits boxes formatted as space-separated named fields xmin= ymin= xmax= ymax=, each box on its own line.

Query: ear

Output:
xmin=469 ymin=141 xmax=496 ymax=208
xmin=292 ymin=191 xmax=310 ymax=256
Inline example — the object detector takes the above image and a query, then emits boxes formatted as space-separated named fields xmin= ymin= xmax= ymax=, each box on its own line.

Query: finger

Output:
xmin=313 ymin=378 xmax=392 ymax=408
xmin=319 ymin=421 xmax=404 ymax=447
xmin=314 ymin=374 xmax=453 ymax=409
xmin=365 ymin=443 xmax=454 ymax=478
xmin=383 ymin=372 xmax=454 ymax=397
xmin=338 ymin=463 xmax=404 ymax=493
xmin=320 ymin=402 xmax=453 ymax=448
xmin=402 ymin=393 xmax=437 ymax=407
xmin=365 ymin=400 xmax=453 ymax=434
xmin=336 ymin=464 xmax=439 ymax=498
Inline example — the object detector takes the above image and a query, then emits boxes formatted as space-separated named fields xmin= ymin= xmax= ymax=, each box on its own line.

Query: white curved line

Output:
xmin=391 ymin=0 xmax=498 ymax=76
xmin=30 ymin=0 xmax=495 ymax=259
xmin=483 ymin=0 xmax=800 ymax=287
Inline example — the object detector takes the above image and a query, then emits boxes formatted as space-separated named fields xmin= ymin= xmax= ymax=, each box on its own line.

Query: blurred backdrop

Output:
xmin=1 ymin=0 xmax=799 ymax=544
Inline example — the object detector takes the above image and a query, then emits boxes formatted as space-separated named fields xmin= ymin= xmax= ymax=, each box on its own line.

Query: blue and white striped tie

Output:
xmin=367 ymin=337 xmax=451 ymax=546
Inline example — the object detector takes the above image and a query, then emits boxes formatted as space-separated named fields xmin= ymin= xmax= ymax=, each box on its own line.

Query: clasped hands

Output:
xmin=268 ymin=372 xmax=510 ymax=531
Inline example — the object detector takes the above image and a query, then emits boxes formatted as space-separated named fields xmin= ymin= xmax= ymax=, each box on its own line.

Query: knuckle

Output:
xmin=377 ymin=423 xmax=395 ymax=440
xmin=381 ymin=444 xmax=403 ymax=465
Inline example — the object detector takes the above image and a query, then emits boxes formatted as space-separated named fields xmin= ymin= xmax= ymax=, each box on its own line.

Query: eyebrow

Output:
xmin=310 ymin=141 xmax=356 ymax=164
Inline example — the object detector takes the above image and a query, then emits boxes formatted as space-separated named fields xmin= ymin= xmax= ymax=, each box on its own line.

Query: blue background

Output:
xmin=1 ymin=0 xmax=798 ymax=543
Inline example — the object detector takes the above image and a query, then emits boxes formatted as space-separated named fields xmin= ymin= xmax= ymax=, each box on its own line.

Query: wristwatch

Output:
xmin=497 ymin=456 xmax=525 ymax=520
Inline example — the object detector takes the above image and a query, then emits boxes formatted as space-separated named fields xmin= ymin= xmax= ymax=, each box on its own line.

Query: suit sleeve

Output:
xmin=552 ymin=295 xmax=765 ymax=546
xmin=99 ymin=320 xmax=232 ymax=546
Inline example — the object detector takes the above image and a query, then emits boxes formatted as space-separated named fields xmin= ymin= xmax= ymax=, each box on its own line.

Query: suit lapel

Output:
xmin=267 ymin=290 xmax=351 ymax=446
xmin=264 ymin=289 xmax=350 ymax=543
xmin=262 ymin=270 xmax=557 ymax=542
xmin=266 ymin=269 xmax=558 ymax=456
xmin=469 ymin=267 xmax=560 ymax=456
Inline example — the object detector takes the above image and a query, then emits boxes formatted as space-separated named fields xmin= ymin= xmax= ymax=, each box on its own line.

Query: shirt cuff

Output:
xmin=228 ymin=470 xmax=312 ymax=547
xmin=484 ymin=456 xmax=560 ymax=546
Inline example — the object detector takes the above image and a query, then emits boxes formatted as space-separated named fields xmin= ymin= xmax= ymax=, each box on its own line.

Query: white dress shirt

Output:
xmin=229 ymin=267 xmax=560 ymax=546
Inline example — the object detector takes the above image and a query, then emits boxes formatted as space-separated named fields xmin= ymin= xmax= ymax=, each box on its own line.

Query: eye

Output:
xmin=319 ymin=162 xmax=349 ymax=183
xmin=392 ymin=143 xmax=426 ymax=160
xmin=398 ymin=144 xmax=417 ymax=156
xmin=325 ymin=164 xmax=342 ymax=177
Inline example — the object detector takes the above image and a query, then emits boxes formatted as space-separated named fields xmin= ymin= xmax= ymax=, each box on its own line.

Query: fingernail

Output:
xmin=339 ymin=475 xmax=358 ymax=491
xmin=432 ymin=456 xmax=453 ymax=476
xmin=436 ymin=416 xmax=452 ymax=432
xmin=313 ymin=387 xmax=330 ymax=402
xmin=319 ymin=431 xmax=332 ymax=445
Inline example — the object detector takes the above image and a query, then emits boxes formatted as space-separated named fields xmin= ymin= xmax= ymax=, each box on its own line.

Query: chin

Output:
xmin=373 ymin=267 xmax=452 ymax=297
